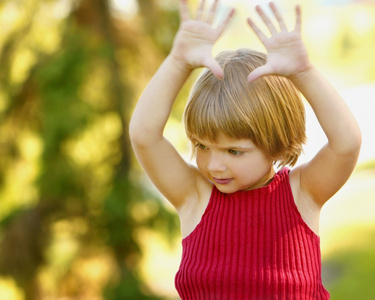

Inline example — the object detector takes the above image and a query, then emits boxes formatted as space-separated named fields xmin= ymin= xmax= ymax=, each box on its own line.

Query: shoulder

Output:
xmin=288 ymin=167 xmax=321 ymax=235
xmin=178 ymin=172 xmax=214 ymax=239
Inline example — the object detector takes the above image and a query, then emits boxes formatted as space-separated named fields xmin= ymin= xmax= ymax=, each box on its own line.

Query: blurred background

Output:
xmin=0 ymin=0 xmax=374 ymax=299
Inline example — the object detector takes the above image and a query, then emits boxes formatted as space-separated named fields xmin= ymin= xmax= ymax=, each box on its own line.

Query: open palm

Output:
xmin=171 ymin=0 xmax=234 ymax=79
xmin=247 ymin=2 xmax=311 ymax=82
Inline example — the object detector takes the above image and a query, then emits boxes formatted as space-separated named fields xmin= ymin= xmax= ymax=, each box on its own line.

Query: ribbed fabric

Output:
xmin=175 ymin=168 xmax=330 ymax=300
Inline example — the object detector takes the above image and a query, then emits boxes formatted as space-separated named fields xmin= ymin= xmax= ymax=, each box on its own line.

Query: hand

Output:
xmin=170 ymin=0 xmax=235 ymax=79
xmin=247 ymin=2 xmax=311 ymax=82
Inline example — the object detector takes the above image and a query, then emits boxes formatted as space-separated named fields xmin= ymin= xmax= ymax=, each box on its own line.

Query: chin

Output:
xmin=214 ymin=184 xmax=240 ymax=194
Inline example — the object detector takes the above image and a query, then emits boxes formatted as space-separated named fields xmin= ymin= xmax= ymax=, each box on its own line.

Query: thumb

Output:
xmin=203 ymin=57 xmax=224 ymax=79
xmin=247 ymin=65 xmax=273 ymax=82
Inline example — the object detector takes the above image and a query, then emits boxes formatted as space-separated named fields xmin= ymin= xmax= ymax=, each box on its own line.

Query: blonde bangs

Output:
xmin=184 ymin=49 xmax=306 ymax=167
xmin=184 ymin=68 xmax=258 ymax=143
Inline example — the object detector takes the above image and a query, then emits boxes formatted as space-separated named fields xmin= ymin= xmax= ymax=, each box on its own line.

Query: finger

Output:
xmin=216 ymin=8 xmax=235 ymax=36
xmin=269 ymin=2 xmax=288 ymax=32
xmin=255 ymin=5 xmax=277 ymax=35
xmin=247 ymin=65 xmax=273 ymax=82
xmin=204 ymin=57 xmax=224 ymax=79
xmin=206 ymin=0 xmax=219 ymax=24
xmin=294 ymin=5 xmax=302 ymax=33
xmin=196 ymin=0 xmax=206 ymax=21
xmin=179 ymin=0 xmax=189 ymax=22
xmin=247 ymin=17 xmax=268 ymax=44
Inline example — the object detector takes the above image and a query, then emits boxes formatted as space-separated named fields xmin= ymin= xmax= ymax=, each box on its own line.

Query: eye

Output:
xmin=227 ymin=149 xmax=243 ymax=156
xmin=195 ymin=143 xmax=208 ymax=150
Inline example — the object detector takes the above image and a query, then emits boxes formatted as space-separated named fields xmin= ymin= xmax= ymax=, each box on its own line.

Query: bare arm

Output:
xmin=290 ymin=67 xmax=361 ymax=205
xmin=129 ymin=0 xmax=234 ymax=209
xmin=129 ymin=56 xmax=195 ymax=208
xmin=247 ymin=3 xmax=361 ymax=207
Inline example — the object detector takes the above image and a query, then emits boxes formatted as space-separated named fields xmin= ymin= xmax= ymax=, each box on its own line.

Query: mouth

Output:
xmin=213 ymin=177 xmax=232 ymax=185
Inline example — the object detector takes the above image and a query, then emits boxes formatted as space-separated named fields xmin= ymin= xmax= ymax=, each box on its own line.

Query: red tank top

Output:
xmin=175 ymin=168 xmax=330 ymax=299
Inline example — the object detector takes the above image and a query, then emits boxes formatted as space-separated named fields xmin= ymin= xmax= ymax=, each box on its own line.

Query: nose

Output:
xmin=207 ymin=153 xmax=226 ymax=173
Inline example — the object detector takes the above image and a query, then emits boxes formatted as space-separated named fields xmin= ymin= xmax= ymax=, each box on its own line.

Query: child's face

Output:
xmin=192 ymin=134 xmax=275 ymax=194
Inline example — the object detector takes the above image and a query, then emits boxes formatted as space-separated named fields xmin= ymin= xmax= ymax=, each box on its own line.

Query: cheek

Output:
xmin=195 ymin=152 xmax=206 ymax=170
xmin=236 ymin=153 xmax=272 ymax=171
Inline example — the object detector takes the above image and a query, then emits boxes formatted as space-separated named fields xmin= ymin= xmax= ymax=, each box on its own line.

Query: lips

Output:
xmin=213 ymin=177 xmax=232 ymax=185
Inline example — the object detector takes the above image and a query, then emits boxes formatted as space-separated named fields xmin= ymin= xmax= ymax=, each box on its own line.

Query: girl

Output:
xmin=129 ymin=0 xmax=361 ymax=299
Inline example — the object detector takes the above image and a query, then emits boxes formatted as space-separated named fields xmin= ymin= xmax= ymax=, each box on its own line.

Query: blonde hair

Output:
xmin=184 ymin=49 xmax=306 ymax=167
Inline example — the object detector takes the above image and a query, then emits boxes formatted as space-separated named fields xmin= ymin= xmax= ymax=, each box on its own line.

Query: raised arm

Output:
xmin=129 ymin=0 xmax=234 ymax=209
xmin=247 ymin=3 xmax=361 ymax=207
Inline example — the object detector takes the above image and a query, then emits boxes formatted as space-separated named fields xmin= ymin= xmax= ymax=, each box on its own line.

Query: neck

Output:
xmin=245 ymin=167 xmax=276 ymax=191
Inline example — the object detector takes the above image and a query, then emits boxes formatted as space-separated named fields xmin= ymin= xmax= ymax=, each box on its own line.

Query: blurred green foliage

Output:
xmin=0 ymin=0 xmax=181 ymax=299
xmin=323 ymin=226 xmax=375 ymax=300
xmin=322 ymin=161 xmax=375 ymax=299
